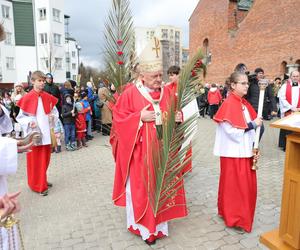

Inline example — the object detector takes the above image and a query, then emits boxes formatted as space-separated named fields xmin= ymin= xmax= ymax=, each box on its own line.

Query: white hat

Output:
xmin=86 ymin=81 xmax=93 ymax=88
xmin=138 ymin=37 xmax=163 ymax=72
xmin=14 ymin=82 xmax=24 ymax=88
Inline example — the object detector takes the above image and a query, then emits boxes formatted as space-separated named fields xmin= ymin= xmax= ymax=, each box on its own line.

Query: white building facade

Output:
xmin=65 ymin=37 xmax=78 ymax=81
xmin=0 ymin=0 xmax=17 ymax=83
xmin=0 ymin=0 xmax=78 ymax=86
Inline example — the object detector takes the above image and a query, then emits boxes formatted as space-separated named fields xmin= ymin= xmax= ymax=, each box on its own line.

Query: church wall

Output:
xmin=189 ymin=0 xmax=300 ymax=83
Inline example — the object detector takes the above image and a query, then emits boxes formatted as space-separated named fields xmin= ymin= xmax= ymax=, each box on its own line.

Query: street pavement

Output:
xmin=9 ymin=117 xmax=285 ymax=249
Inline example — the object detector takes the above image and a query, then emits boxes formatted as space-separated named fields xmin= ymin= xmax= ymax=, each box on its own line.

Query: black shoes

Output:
xmin=39 ymin=190 xmax=48 ymax=196
xmin=47 ymin=182 xmax=53 ymax=188
xmin=144 ymin=239 xmax=156 ymax=245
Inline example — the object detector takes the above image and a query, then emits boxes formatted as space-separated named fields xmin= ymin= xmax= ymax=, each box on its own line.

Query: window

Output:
xmin=53 ymin=33 xmax=61 ymax=45
xmin=72 ymin=51 xmax=76 ymax=57
xmin=161 ymin=29 xmax=168 ymax=39
xmin=72 ymin=63 xmax=76 ymax=70
xmin=39 ymin=33 xmax=48 ymax=44
xmin=39 ymin=8 xmax=46 ymax=20
xmin=175 ymin=31 xmax=180 ymax=42
xmin=66 ymin=57 xmax=70 ymax=63
xmin=4 ymin=32 xmax=12 ymax=45
xmin=55 ymin=58 xmax=63 ymax=70
xmin=6 ymin=57 xmax=15 ymax=70
xmin=41 ymin=57 xmax=49 ymax=69
xmin=2 ymin=5 xmax=10 ymax=19
xmin=53 ymin=8 xmax=61 ymax=22
xmin=72 ymin=75 xmax=77 ymax=81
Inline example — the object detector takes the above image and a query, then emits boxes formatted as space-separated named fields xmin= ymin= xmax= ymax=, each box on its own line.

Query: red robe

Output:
xmin=112 ymin=85 xmax=187 ymax=235
xmin=214 ymin=93 xmax=257 ymax=232
xmin=165 ymin=82 xmax=192 ymax=174
xmin=109 ymin=83 xmax=134 ymax=161
xmin=18 ymin=90 xmax=57 ymax=193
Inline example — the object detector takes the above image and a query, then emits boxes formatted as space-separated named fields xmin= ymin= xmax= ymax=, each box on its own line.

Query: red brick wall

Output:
xmin=189 ymin=0 xmax=300 ymax=83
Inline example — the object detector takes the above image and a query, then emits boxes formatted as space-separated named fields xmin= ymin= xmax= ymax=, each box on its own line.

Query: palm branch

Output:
xmin=103 ymin=0 xmax=135 ymax=97
xmin=147 ymin=50 xmax=206 ymax=216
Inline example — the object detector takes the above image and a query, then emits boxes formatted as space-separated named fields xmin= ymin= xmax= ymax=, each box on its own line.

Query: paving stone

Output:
xmin=10 ymin=119 xmax=283 ymax=249
xmin=240 ymin=237 xmax=260 ymax=248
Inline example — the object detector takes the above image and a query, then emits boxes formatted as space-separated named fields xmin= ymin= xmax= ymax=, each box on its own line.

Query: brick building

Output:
xmin=189 ymin=0 xmax=300 ymax=83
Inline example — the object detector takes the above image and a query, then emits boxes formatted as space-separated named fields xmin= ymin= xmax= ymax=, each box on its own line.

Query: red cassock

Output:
xmin=18 ymin=90 xmax=57 ymax=192
xmin=165 ymin=82 xmax=192 ymax=174
xmin=214 ymin=93 xmax=257 ymax=232
xmin=112 ymin=85 xmax=187 ymax=235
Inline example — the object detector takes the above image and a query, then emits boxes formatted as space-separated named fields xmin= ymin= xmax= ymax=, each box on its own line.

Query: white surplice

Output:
xmin=214 ymin=105 xmax=255 ymax=158
xmin=278 ymin=81 xmax=300 ymax=117
xmin=17 ymin=97 xmax=59 ymax=145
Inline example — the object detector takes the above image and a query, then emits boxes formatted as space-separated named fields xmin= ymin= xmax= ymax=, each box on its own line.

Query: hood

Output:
xmin=64 ymin=94 xmax=74 ymax=103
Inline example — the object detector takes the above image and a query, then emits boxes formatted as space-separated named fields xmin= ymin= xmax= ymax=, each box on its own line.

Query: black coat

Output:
xmin=245 ymin=78 xmax=277 ymax=114
xmin=44 ymin=83 xmax=61 ymax=111
xmin=62 ymin=103 xmax=76 ymax=124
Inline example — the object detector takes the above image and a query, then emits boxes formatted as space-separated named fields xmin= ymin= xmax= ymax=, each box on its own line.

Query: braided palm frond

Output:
xmin=148 ymin=49 xmax=206 ymax=216
xmin=103 ymin=0 xmax=135 ymax=94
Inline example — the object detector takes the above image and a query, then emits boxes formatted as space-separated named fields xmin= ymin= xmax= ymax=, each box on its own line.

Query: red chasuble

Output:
xmin=112 ymin=85 xmax=187 ymax=233
xmin=214 ymin=93 xmax=257 ymax=232
xmin=109 ymin=83 xmax=134 ymax=162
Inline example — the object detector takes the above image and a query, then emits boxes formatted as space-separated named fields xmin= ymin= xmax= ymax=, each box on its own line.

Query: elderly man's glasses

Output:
xmin=235 ymin=81 xmax=249 ymax=86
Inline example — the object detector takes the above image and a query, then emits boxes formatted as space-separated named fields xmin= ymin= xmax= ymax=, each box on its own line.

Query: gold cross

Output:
xmin=152 ymin=38 xmax=160 ymax=58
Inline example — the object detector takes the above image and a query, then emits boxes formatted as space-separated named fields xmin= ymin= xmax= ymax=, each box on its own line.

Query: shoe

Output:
xmin=47 ymin=182 xmax=53 ymax=188
xmin=231 ymin=227 xmax=245 ymax=234
xmin=39 ymin=190 xmax=48 ymax=196
xmin=82 ymin=138 xmax=88 ymax=147
xmin=70 ymin=142 xmax=77 ymax=150
xmin=66 ymin=144 xmax=74 ymax=151
xmin=144 ymin=239 xmax=156 ymax=245
xmin=77 ymin=140 xmax=82 ymax=149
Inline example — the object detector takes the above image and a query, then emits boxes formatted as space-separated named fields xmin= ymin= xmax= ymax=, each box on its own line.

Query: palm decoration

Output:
xmin=147 ymin=50 xmax=206 ymax=216
xmin=103 ymin=0 xmax=135 ymax=97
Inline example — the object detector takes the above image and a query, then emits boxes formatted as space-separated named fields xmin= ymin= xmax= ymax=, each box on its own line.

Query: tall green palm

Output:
xmin=147 ymin=50 xmax=206 ymax=216
xmin=103 ymin=0 xmax=135 ymax=95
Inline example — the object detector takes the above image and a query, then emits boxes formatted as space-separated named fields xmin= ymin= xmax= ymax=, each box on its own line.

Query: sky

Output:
xmin=64 ymin=0 xmax=199 ymax=68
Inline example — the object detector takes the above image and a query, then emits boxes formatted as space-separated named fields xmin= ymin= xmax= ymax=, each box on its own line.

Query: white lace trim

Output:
xmin=126 ymin=178 xmax=168 ymax=240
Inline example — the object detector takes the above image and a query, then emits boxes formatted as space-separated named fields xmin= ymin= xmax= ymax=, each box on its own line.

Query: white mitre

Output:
xmin=138 ymin=37 xmax=163 ymax=73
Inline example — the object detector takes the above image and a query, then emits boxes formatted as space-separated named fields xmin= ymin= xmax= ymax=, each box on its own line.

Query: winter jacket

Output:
xmin=207 ymin=87 xmax=222 ymax=105
xmin=44 ymin=83 xmax=61 ymax=110
xmin=245 ymin=78 xmax=276 ymax=113
xmin=62 ymin=103 xmax=76 ymax=124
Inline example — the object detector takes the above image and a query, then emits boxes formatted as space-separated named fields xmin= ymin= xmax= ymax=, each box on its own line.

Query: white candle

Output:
xmin=253 ymin=79 xmax=268 ymax=149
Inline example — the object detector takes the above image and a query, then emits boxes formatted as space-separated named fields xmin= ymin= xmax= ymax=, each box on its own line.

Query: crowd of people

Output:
xmin=196 ymin=65 xmax=287 ymax=122
xmin=0 ymin=73 xmax=113 ymax=153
